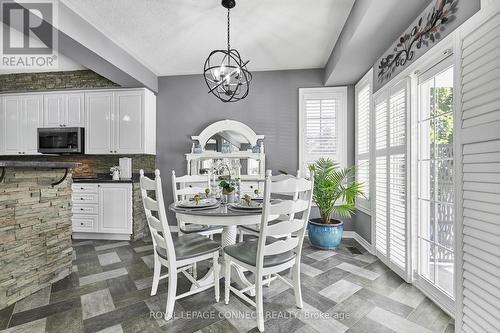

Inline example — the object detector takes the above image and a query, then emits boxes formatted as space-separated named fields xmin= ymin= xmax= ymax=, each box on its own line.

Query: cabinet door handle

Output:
xmin=80 ymin=187 xmax=84 ymax=190
xmin=80 ymin=208 xmax=84 ymax=211
xmin=80 ymin=198 xmax=84 ymax=200
xmin=80 ymin=222 xmax=84 ymax=226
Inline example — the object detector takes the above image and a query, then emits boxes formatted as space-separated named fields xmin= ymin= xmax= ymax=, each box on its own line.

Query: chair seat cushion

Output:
xmin=224 ymin=237 xmax=296 ymax=268
xmin=156 ymin=234 xmax=220 ymax=261
xmin=181 ymin=224 xmax=223 ymax=234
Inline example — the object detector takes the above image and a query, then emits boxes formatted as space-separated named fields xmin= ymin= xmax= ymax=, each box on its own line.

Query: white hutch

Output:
xmin=186 ymin=120 xmax=266 ymax=196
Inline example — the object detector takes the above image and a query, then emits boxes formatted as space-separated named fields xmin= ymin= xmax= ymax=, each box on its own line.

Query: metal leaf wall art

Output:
xmin=377 ymin=0 xmax=458 ymax=83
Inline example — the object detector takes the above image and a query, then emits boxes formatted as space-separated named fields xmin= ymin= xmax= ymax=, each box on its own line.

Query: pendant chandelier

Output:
xmin=203 ymin=0 xmax=252 ymax=103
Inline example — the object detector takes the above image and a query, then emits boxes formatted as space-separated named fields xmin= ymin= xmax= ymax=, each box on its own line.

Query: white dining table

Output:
xmin=169 ymin=202 xmax=274 ymax=296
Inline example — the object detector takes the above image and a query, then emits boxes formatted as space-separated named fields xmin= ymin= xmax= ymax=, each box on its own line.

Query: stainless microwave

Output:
xmin=38 ymin=127 xmax=84 ymax=154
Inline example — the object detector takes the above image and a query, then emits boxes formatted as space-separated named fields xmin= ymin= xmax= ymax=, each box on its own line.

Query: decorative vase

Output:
xmin=307 ymin=218 xmax=344 ymax=250
xmin=224 ymin=191 xmax=235 ymax=203
xmin=112 ymin=170 xmax=120 ymax=181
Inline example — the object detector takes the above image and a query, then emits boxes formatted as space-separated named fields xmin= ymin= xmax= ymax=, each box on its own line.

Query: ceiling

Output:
xmin=61 ymin=0 xmax=355 ymax=77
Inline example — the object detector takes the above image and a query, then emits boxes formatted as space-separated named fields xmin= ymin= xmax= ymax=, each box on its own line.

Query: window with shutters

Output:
xmin=355 ymin=71 xmax=372 ymax=213
xmin=299 ymin=87 xmax=347 ymax=173
xmin=374 ymin=79 xmax=409 ymax=278
xmin=417 ymin=60 xmax=455 ymax=298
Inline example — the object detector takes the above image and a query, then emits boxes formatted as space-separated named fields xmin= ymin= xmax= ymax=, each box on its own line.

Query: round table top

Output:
xmin=169 ymin=202 xmax=263 ymax=217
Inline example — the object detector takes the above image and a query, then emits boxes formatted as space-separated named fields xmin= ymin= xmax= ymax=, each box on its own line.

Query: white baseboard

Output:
xmin=72 ymin=232 xmax=131 ymax=241
xmin=342 ymin=231 xmax=374 ymax=254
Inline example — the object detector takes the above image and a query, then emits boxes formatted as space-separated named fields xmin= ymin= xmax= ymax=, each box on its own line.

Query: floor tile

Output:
xmin=133 ymin=245 xmax=153 ymax=253
xmin=355 ymin=288 xmax=413 ymax=318
xmin=82 ymin=301 xmax=150 ymax=333
xmin=300 ymin=263 xmax=323 ymax=277
xmin=81 ymin=289 xmax=116 ymax=320
xmin=79 ymin=268 xmax=128 ymax=286
xmin=199 ymin=319 xmax=239 ymax=333
xmin=319 ymin=279 xmax=362 ymax=303
xmin=336 ymin=263 xmax=380 ymax=281
xmin=141 ymin=254 xmax=155 ymax=269
xmin=389 ymin=283 xmax=425 ymax=308
xmin=406 ymin=297 xmax=452 ymax=333
xmin=95 ymin=324 xmax=123 ymax=333
xmin=303 ymin=267 xmax=350 ymax=292
xmin=12 ymin=286 xmax=51 ymax=313
xmin=346 ymin=317 xmax=396 ymax=333
xmin=9 ymin=298 xmax=80 ymax=328
xmin=1 ymin=318 xmax=46 ymax=333
xmin=50 ymin=281 xmax=108 ymax=304
xmin=45 ymin=305 xmax=83 ymax=333
xmin=306 ymin=250 xmax=336 ymax=261
xmin=121 ymin=312 xmax=161 ymax=333
xmin=94 ymin=242 xmax=130 ymax=252
xmin=134 ymin=276 xmax=153 ymax=291
xmin=98 ymin=252 xmax=122 ymax=266
xmin=213 ymin=297 xmax=255 ymax=332
xmin=327 ymin=293 xmax=376 ymax=328
xmin=367 ymin=307 xmax=434 ymax=333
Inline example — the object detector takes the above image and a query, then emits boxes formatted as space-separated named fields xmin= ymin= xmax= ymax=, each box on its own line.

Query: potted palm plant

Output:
xmin=307 ymin=158 xmax=364 ymax=250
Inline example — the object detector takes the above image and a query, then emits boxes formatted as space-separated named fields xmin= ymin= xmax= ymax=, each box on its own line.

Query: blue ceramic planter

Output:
xmin=308 ymin=219 xmax=344 ymax=250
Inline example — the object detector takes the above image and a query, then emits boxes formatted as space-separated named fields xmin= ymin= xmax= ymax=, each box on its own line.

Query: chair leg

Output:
xmin=165 ymin=264 xmax=177 ymax=321
xmin=265 ymin=274 xmax=272 ymax=287
xmin=224 ymin=256 xmax=231 ymax=305
xmin=192 ymin=262 xmax=198 ymax=280
xmin=151 ymin=254 xmax=161 ymax=296
xmin=256 ymin=276 xmax=265 ymax=332
xmin=238 ymin=229 xmax=244 ymax=242
xmin=213 ymin=253 xmax=220 ymax=302
xmin=292 ymin=262 xmax=303 ymax=309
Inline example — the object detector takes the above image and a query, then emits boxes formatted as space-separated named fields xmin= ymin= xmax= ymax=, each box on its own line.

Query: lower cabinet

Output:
xmin=71 ymin=183 xmax=132 ymax=239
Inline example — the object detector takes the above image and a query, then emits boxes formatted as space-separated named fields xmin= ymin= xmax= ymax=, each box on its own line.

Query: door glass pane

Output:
xmin=417 ymin=65 xmax=454 ymax=299
xmin=436 ymin=247 xmax=454 ymax=296
xmin=419 ymin=239 xmax=435 ymax=283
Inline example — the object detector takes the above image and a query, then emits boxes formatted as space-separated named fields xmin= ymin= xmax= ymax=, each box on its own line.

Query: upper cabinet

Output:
xmin=85 ymin=89 xmax=156 ymax=155
xmin=44 ymin=92 xmax=85 ymax=128
xmin=0 ymin=88 xmax=156 ymax=156
xmin=1 ymin=95 xmax=42 ymax=155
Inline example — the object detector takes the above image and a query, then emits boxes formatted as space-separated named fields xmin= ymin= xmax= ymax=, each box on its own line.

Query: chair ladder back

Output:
xmin=140 ymin=169 xmax=176 ymax=262
xmin=171 ymin=170 xmax=210 ymax=203
xmin=256 ymin=170 xmax=314 ymax=267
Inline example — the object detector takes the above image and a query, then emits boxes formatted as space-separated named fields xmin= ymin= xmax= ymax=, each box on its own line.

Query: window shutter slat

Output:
xmin=460 ymin=11 xmax=500 ymax=332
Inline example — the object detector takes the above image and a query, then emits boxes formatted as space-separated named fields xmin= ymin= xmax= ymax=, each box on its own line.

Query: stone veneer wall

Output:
xmin=0 ymin=155 xmax=155 ymax=241
xmin=0 ymin=70 xmax=119 ymax=93
xmin=0 ymin=168 xmax=73 ymax=309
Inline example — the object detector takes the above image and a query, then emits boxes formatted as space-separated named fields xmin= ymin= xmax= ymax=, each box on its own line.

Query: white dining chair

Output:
xmin=171 ymin=171 xmax=223 ymax=238
xmin=237 ymin=172 xmax=300 ymax=242
xmin=223 ymin=170 xmax=314 ymax=332
xmin=139 ymin=170 xmax=221 ymax=320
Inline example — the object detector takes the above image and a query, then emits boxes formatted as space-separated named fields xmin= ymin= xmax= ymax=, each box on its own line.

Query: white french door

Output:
xmin=416 ymin=59 xmax=455 ymax=301
xmin=374 ymin=79 xmax=410 ymax=280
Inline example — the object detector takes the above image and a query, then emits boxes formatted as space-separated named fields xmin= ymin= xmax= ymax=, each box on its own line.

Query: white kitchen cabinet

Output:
xmin=85 ymin=92 xmax=113 ymax=154
xmin=44 ymin=92 xmax=84 ymax=128
xmin=71 ymin=182 xmax=132 ymax=239
xmin=85 ymin=89 xmax=156 ymax=155
xmin=1 ymin=94 xmax=42 ymax=155
xmin=114 ymin=91 xmax=143 ymax=154
xmin=23 ymin=95 xmax=43 ymax=154
xmin=0 ymin=87 xmax=155 ymax=156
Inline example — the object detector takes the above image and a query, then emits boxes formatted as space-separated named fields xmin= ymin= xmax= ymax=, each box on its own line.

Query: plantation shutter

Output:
xmin=299 ymin=88 xmax=347 ymax=173
xmin=374 ymin=79 xmax=409 ymax=280
xmin=459 ymin=9 xmax=500 ymax=333
xmin=355 ymin=75 xmax=372 ymax=212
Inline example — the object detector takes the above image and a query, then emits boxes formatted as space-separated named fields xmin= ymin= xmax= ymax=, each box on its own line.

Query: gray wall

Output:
xmin=156 ymin=69 xmax=356 ymax=230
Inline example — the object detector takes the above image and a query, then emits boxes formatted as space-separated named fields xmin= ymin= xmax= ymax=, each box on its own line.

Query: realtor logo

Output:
xmin=0 ymin=0 xmax=58 ymax=69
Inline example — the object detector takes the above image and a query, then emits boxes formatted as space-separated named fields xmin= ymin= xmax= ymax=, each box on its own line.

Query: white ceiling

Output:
xmin=61 ymin=0 xmax=355 ymax=76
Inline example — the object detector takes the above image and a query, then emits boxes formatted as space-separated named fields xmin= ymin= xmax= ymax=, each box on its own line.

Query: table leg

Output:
xmin=190 ymin=225 xmax=256 ymax=296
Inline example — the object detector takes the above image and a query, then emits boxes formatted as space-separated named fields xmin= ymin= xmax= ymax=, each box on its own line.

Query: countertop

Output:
xmin=0 ymin=161 xmax=80 ymax=169
xmin=73 ymin=173 xmax=150 ymax=183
